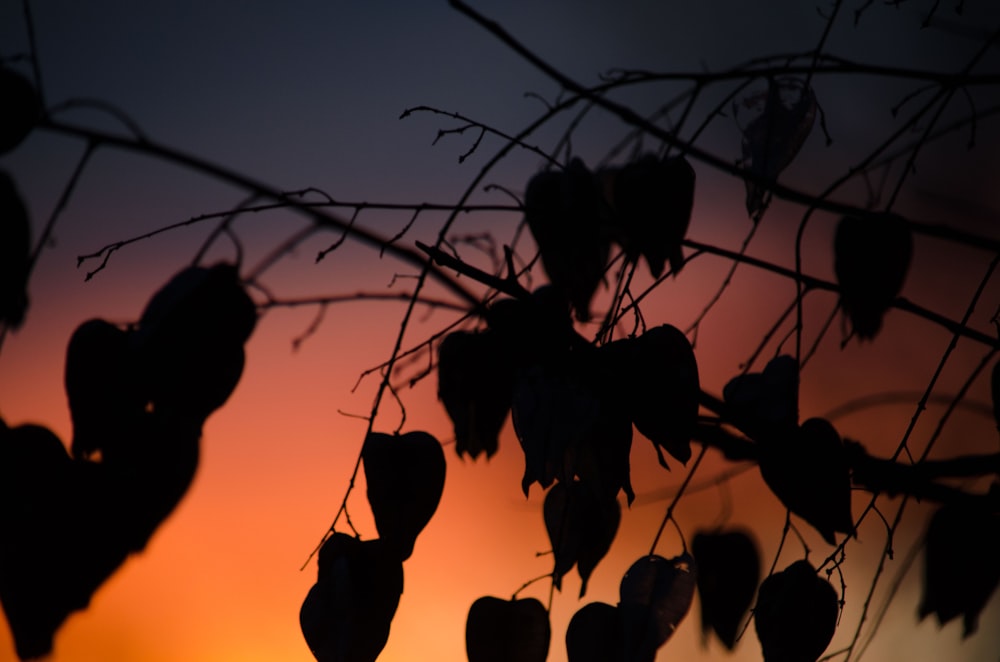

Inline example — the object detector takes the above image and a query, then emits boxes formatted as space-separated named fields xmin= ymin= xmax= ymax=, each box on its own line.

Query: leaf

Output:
xmin=619 ymin=552 xmax=697 ymax=662
xmin=758 ymin=417 xmax=854 ymax=545
xmin=300 ymin=533 xmax=404 ymax=662
xmin=754 ymin=560 xmax=838 ymax=662
xmin=0 ymin=169 xmax=31 ymax=331
xmin=437 ymin=330 xmax=513 ymax=460
xmin=465 ymin=596 xmax=550 ymax=662
xmin=0 ymin=65 xmax=41 ymax=154
xmin=833 ymin=213 xmax=913 ymax=340
xmin=524 ymin=158 xmax=611 ymax=321
xmin=132 ymin=262 xmax=257 ymax=421
xmin=918 ymin=490 xmax=1000 ymax=637
xmin=722 ymin=354 xmax=799 ymax=442
xmin=611 ymin=153 xmax=696 ymax=277
xmin=992 ymin=361 xmax=1000 ymax=431
xmin=362 ymin=431 xmax=446 ymax=561
xmin=543 ymin=480 xmax=621 ymax=596
xmin=739 ymin=78 xmax=817 ymax=220
xmin=691 ymin=528 xmax=761 ymax=650
xmin=565 ymin=602 xmax=624 ymax=662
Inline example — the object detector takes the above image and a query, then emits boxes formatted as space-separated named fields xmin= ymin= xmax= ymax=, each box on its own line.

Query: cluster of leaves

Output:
xmin=0 ymin=263 xmax=256 ymax=660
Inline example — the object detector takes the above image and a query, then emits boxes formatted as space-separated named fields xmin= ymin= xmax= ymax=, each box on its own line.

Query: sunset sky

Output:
xmin=2 ymin=1 xmax=1000 ymax=661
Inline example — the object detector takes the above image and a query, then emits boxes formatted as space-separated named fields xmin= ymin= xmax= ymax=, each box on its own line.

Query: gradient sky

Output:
xmin=2 ymin=1 xmax=1000 ymax=661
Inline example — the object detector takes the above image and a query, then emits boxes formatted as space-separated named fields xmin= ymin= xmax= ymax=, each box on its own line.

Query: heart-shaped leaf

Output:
xmin=918 ymin=490 xmax=1000 ymax=637
xmin=619 ymin=552 xmax=697 ymax=661
xmin=739 ymin=78 xmax=816 ymax=220
xmin=300 ymin=533 xmax=404 ymax=662
xmin=0 ymin=65 xmax=41 ymax=154
xmin=466 ymin=595 xmax=550 ymax=662
xmin=611 ymin=153 xmax=696 ymax=277
xmin=691 ymin=528 xmax=761 ymax=649
xmin=566 ymin=602 xmax=623 ymax=662
xmin=524 ymin=158 xmax=610 ymax=321
xmin=362 ymin=431 xmax=446 ymax=561
xmin=754 ymin=559 xmax=838 ymax=662
xmin=723 ymin=354 xmax=798 ymax=443
xmin=834 ymin=213 xmax=912 ymax=340
xmin=0 ymin=169 xmax=31 ymax=331
xmin=758 ymin=417 xmax=854 ymax=545
xmin=543 ymin=480 xmax=620 ymax=596
xmin=437 ymin=329 xmax=513 ymax=460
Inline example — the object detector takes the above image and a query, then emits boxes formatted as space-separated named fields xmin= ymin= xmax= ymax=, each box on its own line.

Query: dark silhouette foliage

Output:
xmin=0 ymin=170 xmax=30 ymax=331
xmin=0 ymin=65 xmax=40 ymax=155
xmin=753 ymin=560 xmax=838 ymax=662
xmin=465 ymin=596 xmax=551 ymax=662
xmin=691 ymin=528 xmax=761 ymax=650
xmin=543 ymin=480 xmax=621 ymax=597
xmin=618 ymin=553 xmax=698 ymax=662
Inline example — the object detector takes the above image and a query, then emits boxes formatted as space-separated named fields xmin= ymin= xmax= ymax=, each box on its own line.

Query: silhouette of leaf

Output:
xmin=692 ymin=528 xmax=760 ymax=650
xmin=918 ymin=488 xmax=1000 ymax=637
xmin=754 ymin=559 xmax=838 ymax=662
xmin=834 ymin=213 xmax=913 ymax=340
xmin=361 ymin=430 xmax=446 ymax=561
xmin=723 ymin=354 xmax=798 ymax=442
xmin=437 ymin=329 xmax=513 ymax=459
xmin=611 ymin=153 xmax=696 ymax=277
xmin=132 ymin=262 xmax=257 ymax=420
xmin=758 ymin=417 xmax=854 ymax=545
xmin=300 ymin=533 xmax=404 ymax=662
xmin=524 ymin=158 xmax=611 ymax=321
xmin=543 ymin=480 xmax=621 ymax=596
xmin=64 ymin=318 xmax=146 ymax=461
xmin=0 ymin=66 xmax=41 ymax=154
xmin=740 ymin=78 xmax=816 ymax=220
xmin=485 ymin=287 xmax=575 ymax=370
xmin=992 ymin=361 xmax=1000 ymax=431
xmin=565 ymin=602 xmax=624 ymax=662
xmin=619 ymin=552 xmax=697 ymax=661
xmin=0 ymin=169 xmax=31 ymax=330
xmin=465 ymin=595 xmax=550 ymax=662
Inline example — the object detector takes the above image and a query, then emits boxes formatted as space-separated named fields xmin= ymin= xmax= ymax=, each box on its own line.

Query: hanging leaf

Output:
xmin=918 ymin=489 xmax=1000 ymax=637
xmin=691 ymin=528 xmax=761 ymax=650
xmin=739 ymin=78 xmax=817 ymax=220
xmin=611 ymin=153 xmax=696 ymax=278
xmin=0 ymin=169 xmax=31 ymax=331
xmin=362 ymin=431 xmax=446 ymax=561
xmin=524 ymin=158 xmax=611 ymax=321
xmin=300 ymin=533 xmax=404 ymax=662
xmin=566 ymin=602 xmax=624 ymax=662
xmin=758 ymin=417 xmax=854 ymax=545
xmin=992 ymin=361 xmax=1000 ymax=431
xmin=132 ymin=262 xmax=257 ymax=420
xmin=834 ymin=213 xmax=913 ymax=341
xmin=754 ymin=560 xmax=838 ymax=662
xmin=543 ymin=480 xmax=621 ymax=596
xmin=722 ymin=354 xmax=799 ymax=443
xmin=485 ymin=287 xmax=575 ymax=371
xmin=465 ymin=596 xmax=550 ymax=662
xmin=0 ymin=65 xmax=41 ymax=154
xmin=437 ymin=329 xmax=513 ymax=460
xmin=619 ymin=552 xmax=697 ymax=662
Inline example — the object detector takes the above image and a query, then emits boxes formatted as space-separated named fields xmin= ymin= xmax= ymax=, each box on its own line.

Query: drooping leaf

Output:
xmin=132 ymin=262 xmax=257 ymax=420
xmin=524 ymin=158 xmax=611 ymax=321
xmin=485 ymin=287 xmax=575 ymax=370
xmin=300 ymin=533 xmax=404 ymax=662
xmin=992 ymin=361 xmax=1000 ymax=431
xmin=0 ymin=65 xmax=41 ymax=154
xmin=566 ymin=602 xmax=624 ymax=662
xmin=758 ymin=417 xmax=854 ymax=545
xmin=754 ymin=560 xmax=838 ymax=662
xmin=918 ymin=490 xmax=1000 ymax=637
xmin=362 ymin=431 xmax=446 ymax=561
xmin=0 ymin=169 xmax=31 ymax=331
xmin=834 ymin=213 xmax=913 ymax=340
xmin=691 ymin=528 xmax=761 ymax=650
xmin=437 ymin=329 xmax=513 ymax=460
xmin=611 ymin=153 xmax=696 ymax=277
xmin=465 ymin=596 xmax=550 ymax=662
xmin=619 ymin=552 xmax=697 ymax=662
xmin=739 ymin=78 xmax=817 ymax=220
xmin=543 ymin=480 xmax=621 ymax=596
xmin=722 ymin=354 xmax=799 ymax=442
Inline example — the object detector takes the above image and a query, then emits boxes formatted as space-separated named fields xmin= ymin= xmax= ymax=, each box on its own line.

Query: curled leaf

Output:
xmin=619 ymin=552 xmax=697 ymax=661
xmin=692 ymin=528 xmax=760 ymax=650
xmin=466 ymin=596 xmax=550 ymax=662
xmin=543 ymin=480 xmax=620 ymax=596
xmin=754 ymin=560 xmax=838 ymax=662
xmin=722 ymin=354 xmax=798 ymax=442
